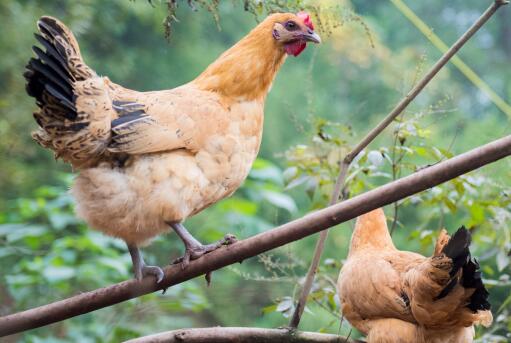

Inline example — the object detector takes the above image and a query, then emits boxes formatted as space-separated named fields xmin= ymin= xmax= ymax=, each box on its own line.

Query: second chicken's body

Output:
xmin=337 ymin=209 xmax=492 ymax=343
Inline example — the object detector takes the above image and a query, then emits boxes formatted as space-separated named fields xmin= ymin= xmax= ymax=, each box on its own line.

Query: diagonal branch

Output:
xmin=124 ymin=327 xmax=364 ymax=343
xmin=287 ymin=0 xmax=508 ymax=328
xmin=1 ymin=134 xmax=510 ymax=337
xmin=391 ymin=0 xmax=511 ymax=118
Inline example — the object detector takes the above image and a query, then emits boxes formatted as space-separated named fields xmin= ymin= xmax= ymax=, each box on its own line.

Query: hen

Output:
xmin=24 ymin=13 xmax=320 ymax=282
xmin=337 ymin=209 xmax=492 ymax=343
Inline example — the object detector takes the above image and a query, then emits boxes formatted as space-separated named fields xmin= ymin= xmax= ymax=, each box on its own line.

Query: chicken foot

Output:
xmin=128 ymin=245 xmax=165 ymax=283
xmin=170 ymin=222 xmax=236 ymax=269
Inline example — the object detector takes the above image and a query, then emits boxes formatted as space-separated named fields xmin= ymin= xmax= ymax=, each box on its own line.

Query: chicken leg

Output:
xmin=128 ymin=245 xmax=164 ymax=283
xmin=170 ymin=222 xmax=236 ymax=269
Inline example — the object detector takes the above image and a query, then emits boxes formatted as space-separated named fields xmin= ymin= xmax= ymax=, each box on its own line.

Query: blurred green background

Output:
xmin=1 ymin=0 xmax=510 ymax=342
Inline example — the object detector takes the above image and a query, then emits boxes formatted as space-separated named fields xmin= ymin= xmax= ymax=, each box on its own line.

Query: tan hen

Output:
xmin=24 ymin=13 xmax=321 ymax=281
xmin=337 ymin=209 xmax=492 ymax=343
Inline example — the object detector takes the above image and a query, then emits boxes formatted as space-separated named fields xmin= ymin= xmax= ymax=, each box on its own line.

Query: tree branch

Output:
xmin=391 ymin=0 xmax=511 ymax=118
xmin=287 ymin=0 xmax=508 ymax=328
xmin=1 ymin=134 xmax=510 ymax=337
xmin=124 ymin=327 xmax=364 ymax=343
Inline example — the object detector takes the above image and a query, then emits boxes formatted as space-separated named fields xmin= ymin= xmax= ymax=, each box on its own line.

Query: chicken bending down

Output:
xmin=24 ymin=13 xmax=321 ymax=282
xmin=337 ymin=209 xmax=492 ymax=343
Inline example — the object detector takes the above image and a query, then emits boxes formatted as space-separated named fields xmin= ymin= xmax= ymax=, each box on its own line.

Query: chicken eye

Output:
xmin=285 ymin=21 xmax=298 ymax=30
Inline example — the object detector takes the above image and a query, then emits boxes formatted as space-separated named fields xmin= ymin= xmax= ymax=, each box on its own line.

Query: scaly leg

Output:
xmin=169 ymin=222 xmax=236 ymax=269
xmin=128 ymin=244 xmax=164 ymax=283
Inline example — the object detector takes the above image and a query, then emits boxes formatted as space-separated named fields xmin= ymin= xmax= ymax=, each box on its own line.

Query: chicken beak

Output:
xmin=302 ymin=30 xmax=321 ymax=44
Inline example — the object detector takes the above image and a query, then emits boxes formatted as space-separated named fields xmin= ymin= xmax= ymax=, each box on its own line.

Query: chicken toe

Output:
xmin=140 ymin=265 xmax=164 ymax=283
xmin=128 ymin=245 xmax=164 ymax=283
xmin=170 ymin=223 xmax=236 ymax=269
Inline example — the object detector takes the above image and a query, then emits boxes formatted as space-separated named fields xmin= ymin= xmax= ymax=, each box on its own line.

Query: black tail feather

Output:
xmin=38 ymin=17 xmax=68 ymax=39
xmin=34 ymin=33 xmax=69 ymax=73
xmin=435 ymin=226 xmax=491 ymax=312
xmin=45 ymin=84 xmax=76 ymax=113
xmin=462 ymin=258 xmax=491 ymax=311
xmin=32 ymin=46 xmax=72 ymax=93
xmin=28 ymin=54 xmax=72 ymax=98
xmin=37 ymin=18 xmax=69 ymax=58
xmin=25 ymin=19 xmax=77 ymax=121
xmin=442 ymin=226 xmax=471 ymax=277
xmin=37 ymin=18 xmax=60 ymax=38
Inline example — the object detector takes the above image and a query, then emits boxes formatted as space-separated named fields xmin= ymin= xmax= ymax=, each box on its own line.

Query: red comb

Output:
xmin=297 ymin=11 xmax=314 ymax=30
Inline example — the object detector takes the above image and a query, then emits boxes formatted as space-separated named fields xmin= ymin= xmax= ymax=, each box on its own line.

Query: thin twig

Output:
xmin=1 ymin=134 xmax=510 ymax=336
xmin=311 ymin=298 xmax=343 ymax=320
xmin=124 ymin=327 xmax=364 ymax=343
xmin=287 ymin=0 xmax=508 ymax=328
xmin=389 ymin=118 xmax=403 ymax=236
xmin=390 ymin=201 xmax=400 ymax=236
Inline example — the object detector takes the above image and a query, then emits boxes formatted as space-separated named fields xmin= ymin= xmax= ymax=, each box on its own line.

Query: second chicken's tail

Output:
xmin=407 ymin=226 xmax=492 ymax=329
xmin=437 ymin=227 xmax=491 ymax=313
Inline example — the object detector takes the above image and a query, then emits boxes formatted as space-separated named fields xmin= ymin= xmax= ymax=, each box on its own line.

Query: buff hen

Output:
xmin=337 ymin=209 xmax=492 ymax=343
xmin=24 ymin=13 xmax=320 ymax=282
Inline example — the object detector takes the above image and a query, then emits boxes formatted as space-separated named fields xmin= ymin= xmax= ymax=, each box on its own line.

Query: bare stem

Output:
xmin=390 ymin=201 xmax=400 ymax=236
xmin=287 ymin=0 xmax=508 ymax=329
xmin=124 ymin=327 xmax=364 ymax=343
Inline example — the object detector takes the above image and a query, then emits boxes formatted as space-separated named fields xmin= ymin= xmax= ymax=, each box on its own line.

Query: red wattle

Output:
xmin=284 ymin=41 xmax=307 ymax=57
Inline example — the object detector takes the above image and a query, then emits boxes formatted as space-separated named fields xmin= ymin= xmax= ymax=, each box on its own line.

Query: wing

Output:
xmin=107 ymin=100 xmax=194 ymax=155
xmin=338 ymin=254 xmax=413 ymax=333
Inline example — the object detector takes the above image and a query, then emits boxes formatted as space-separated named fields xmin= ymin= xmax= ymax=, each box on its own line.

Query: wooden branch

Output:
xmin=287 ymin=0 xmax=508 ymax=328
xmin=124 ymin=327 xmax=364 ymax=343
xmin=1 ymin=135 xmax=510 ymax=337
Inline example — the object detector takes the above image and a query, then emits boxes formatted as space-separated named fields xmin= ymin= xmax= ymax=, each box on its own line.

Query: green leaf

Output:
xmin=261 ymin=304 xmax=277 ymax=314
xmin=468 ymin=204 xmax=485 ymax=223
xmin=5 ymin=274 xmax=36 ymax=287
xmin=218 ymin=197 xmax=258 ymax=215
xmin=261 ymin=190 xmax=297 ymax=213
xmin=3 ymin=224 xmax=48 ymax=242
xmin=98 ymin=257 xmax=129 ymax=275
xmin=49 ymin=212 xmax=78 ymax=230
xmin=283 ymin=167 xmax=298 ymax=182
xmin=43 ymin=266 xmax=76 ymax=282
xmin=285 ymin=175 xmax=310 ymax=190
xmin=443 ymin=198 xmax=457 ymax=213
xmin=305 ymin=177 xmax=318 ymax=200
xmin=496 ymin=251 xmax=510 ymax=272
xmin=0 ymin=247 xmax=14 ymax=258
xmin=276 ymin=297 xmax=294 ymax=313
xmin=367 ymin=150 xmax=384 ymax=167
xmin=454 ymin=181 xmax=465 ymax=196
xmin=249 ymin=159 xmax=283 ymax=185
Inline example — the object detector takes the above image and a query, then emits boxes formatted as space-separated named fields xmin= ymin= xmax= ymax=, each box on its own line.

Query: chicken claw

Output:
xmin=128 ymin=245 xmax=164 ymax=283
xmin=170 ymin=223 xmax=236 ymax=269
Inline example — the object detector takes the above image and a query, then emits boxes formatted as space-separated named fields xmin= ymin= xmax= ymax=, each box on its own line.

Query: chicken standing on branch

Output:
xmin=337 ymin=209 xmax=492 ymax=343
xmin=24 ymin=13 xmax=321 ymax=282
